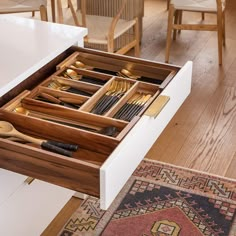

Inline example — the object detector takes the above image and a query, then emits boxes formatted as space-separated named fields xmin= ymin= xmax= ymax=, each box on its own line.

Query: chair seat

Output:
xmin=77 ymin=12 xmax=136 ymax=44
xmin=171 ymin=0 xmax=225 ymax=12
xmin=0 ymin=0 xmax=47 ymax=12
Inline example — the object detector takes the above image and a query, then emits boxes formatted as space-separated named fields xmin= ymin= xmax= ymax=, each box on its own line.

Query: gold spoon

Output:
xmin=120 ymin=69 xmax=140 ymax=80
xmin=63 ymin=69 xmax=82 ymax=80
xmin=74 ymin=61 xmax=85 ymax=68
xmin=14 ymin=106 xmax=30 ymax=115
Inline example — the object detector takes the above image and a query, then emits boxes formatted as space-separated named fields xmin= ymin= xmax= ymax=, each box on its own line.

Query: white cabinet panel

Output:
xmin=0 ymin=169 xmax=26 ymax=206
xmin=0 ymin=180 xmax=74 ymax=236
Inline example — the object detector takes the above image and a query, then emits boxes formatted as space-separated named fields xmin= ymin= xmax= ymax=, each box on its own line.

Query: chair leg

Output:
xmin=222 ymin=11 xmax=226 ymax=46
xmin=173 ymin=10 xmax=179 ymax=40
xmin=51 ymin=0 xmax=56 ymax=22
xmin=68 ymin=0 xmax=80 ymax=26
xmin=107 ymin=38 xmax=114 ymax=53
xmin=32 ymin=11 xmax=35 ymax=17
xmin=57 ymin=0 xmax=64 ymax=24
xmin=167 ymin=0 xmax=170 ymax=10
xmin=178 ymin=10 xmax=182 ymax=34
xmin=201 ymin=12 xmax=205 ymax=20
xmin=217 ymin=9 xmax=223 ymax=65
xmin=134 ymin=18 xmax=140 ymax=57
xmin=39 ymin=5 xmax=48 ymax=21
xmin=165 ymin=5 xmax=175 ymax=63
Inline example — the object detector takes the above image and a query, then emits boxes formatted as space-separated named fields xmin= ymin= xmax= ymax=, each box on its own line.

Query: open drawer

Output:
xmin=0 ymin=47 xmax=192 ymax=209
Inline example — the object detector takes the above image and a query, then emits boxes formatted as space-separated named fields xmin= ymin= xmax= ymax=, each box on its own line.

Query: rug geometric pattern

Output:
xmin=58 ymin=159 xmax=236 ymax=236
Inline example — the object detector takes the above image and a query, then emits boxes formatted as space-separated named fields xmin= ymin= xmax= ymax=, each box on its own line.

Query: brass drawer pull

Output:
xmin=24 ymin=177 xmax=35 ymax=185
xmin=145 ymin=95 xmax=170 ymax=118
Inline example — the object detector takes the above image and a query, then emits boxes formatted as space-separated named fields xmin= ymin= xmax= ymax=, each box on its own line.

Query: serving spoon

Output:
xmin=0 ymin=121 xmax=77 ymax=156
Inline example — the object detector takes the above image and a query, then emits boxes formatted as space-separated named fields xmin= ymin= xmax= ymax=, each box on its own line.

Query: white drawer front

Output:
xmin=0 ymin=169 xmax=27 ymax=206
xmin=0 ymin=180 xmax=74 ymax=236
xmin=100 ymin=61 xmax=193 ymax=210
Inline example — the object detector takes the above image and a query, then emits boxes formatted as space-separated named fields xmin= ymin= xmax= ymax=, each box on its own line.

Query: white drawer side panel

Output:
xmin=0 ymin=180 xmax=74 ymax=236
xmin=0 ymin=169 xmax=27 ymax=206
xmin=100 ymin=61 xmax=193 ymax=210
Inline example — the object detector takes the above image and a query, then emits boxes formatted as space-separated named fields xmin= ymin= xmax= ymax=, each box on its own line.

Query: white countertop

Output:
xmin=0 ymin=15 xmax=87 ymax=97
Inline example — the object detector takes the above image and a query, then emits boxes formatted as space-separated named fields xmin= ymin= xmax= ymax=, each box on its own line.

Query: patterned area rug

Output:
xmin=58 ymin=159 xmax=236 ymax=236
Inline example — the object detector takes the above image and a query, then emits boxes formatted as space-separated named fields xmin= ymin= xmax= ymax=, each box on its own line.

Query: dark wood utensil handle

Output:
xmin=47 ymin=140 xmax=79 ymax=151
xmin=41 ymin=142 xmax=72 ymax=157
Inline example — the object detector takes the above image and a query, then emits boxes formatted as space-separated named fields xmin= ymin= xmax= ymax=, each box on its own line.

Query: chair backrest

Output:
xmin=78 ymin=0 xmax=128 ymax=17
xmin=79 ymin=0 xmax=128 ymax=27
xmin=77 ymin=0 xmax=144 ymax=21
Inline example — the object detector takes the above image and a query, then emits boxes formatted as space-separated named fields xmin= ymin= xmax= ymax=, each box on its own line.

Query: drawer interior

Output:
xmin=0 ymin=46 xmax=180 ymax=197
xmin=57 ymin=47 xmax=179 ymax=88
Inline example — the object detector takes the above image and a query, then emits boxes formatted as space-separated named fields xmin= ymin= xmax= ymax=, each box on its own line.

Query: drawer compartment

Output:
xmin=0 ymin=47 xmax=192 ymax=209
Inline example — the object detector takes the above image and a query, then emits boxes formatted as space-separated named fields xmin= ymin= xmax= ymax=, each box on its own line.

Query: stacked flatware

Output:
xmin=48 ymin=79 xmax=93 ymax=96
xmin=117 ymin=69 xmax=140 ymax=80
xmin=114 ymin=93 xmax=152 ymax=121
xmin=91 ymin=80 xmax=131 ymax=115
xmin=63 ymin=69 xmax=106 ymax=85
xmin=117 ymin=68 xmax=162 ymax=85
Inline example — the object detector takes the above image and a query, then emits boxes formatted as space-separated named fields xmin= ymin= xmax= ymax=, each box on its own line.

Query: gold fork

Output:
xmin=92 ymin=81 xmax=130 ymax=115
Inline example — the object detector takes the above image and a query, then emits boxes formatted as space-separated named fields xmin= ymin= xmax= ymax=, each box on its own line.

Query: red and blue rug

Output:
xmin=59 ymin=159 xmax=236 ymax=236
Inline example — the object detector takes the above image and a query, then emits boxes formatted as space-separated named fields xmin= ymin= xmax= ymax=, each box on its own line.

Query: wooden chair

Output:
xmin=0 ymin=0 xmax=48 ymax=21
xmin=57 ymin=0 xmax=140 ymax=57
xmin=165 ymin=0 xmax=226 ymax=65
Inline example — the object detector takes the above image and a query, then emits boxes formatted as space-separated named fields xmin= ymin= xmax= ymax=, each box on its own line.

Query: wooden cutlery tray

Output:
xmin=0 ymin=46 xmax=192 ymax=209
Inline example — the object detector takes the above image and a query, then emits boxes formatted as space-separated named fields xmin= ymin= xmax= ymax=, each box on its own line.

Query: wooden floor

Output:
xmin=42 ymin=0 xmax=236 ymax=234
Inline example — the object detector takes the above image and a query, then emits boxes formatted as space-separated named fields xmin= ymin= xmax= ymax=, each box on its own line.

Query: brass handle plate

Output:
xmin=145 ymin=95 xmax=170 ymax=118
xmin=24 ymin=177 xmax=35 ymax=185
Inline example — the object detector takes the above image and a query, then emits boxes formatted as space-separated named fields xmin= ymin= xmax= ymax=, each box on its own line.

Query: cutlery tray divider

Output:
xmin=56 ymin=51 xmax=81 ymax=70
xmin=0 ymin=109 xmax=120 ymax=155
xmin=21 ymin=97 xmax=127 ymax=132
xmin=25 ymin=86 xmax=89 ymax=108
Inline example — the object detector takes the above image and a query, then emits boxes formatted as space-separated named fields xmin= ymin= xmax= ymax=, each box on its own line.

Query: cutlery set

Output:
xmin=63 ymin=68 xmax=106 ymax=86
xmin=114 ymin=93 xmax=152 ymax=121
xmin=91 ymin=80 xmax=131 ymax=115
xmin=2 ymin=59 xmax=159 ymax=157
xmin=47 ymin=79 xmax=93 ymax=97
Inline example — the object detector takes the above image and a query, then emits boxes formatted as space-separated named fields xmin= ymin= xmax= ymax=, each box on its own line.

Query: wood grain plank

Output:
xmin=146 ymin=0 xmax=236 ymax=179
xmin=225 ymin=152 xmax=236 ymax=179
xmin=173 ymin=86 xmax=236 ymax=175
